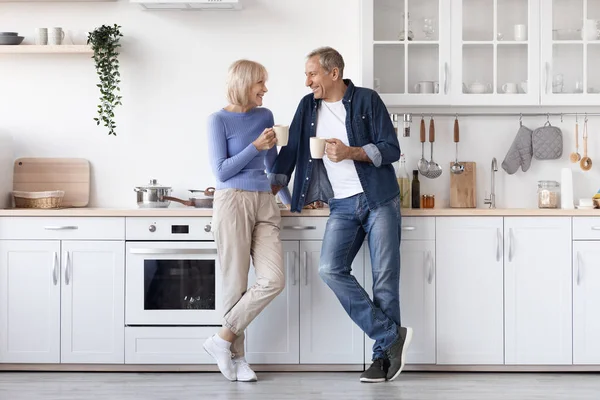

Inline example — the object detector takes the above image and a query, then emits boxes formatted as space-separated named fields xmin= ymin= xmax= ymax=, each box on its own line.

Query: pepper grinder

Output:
xmin=402 ymin=113 xmax=412 ymax=137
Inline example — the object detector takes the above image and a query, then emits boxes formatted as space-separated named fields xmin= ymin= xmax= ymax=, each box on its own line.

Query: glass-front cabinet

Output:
xmin=541 ymin=0 xmax=600 ymax=105
xmin=361 ymin=0 xmax=541 ymax=106
xmin=361 ymin=0 xmax=452 ymax=106
xmin=451 ymin=0 xmax=540 ymax=105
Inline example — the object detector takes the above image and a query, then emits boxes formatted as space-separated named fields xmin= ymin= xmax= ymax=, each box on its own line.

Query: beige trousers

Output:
xmin=212 ymin=189 xmax=285 ymax=357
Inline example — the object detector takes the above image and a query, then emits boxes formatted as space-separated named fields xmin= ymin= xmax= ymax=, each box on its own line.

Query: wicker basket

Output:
xmin=12 ymin=190 xmax=65 ymax=209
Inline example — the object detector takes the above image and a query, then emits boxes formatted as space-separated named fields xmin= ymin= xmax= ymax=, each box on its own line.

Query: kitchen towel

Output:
xmin=502 ymin=124 xmax=533 ymax=174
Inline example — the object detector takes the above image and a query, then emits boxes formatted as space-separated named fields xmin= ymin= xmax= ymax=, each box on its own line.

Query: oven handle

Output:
xmin=129 ymin=248 xmax=217 ymax=255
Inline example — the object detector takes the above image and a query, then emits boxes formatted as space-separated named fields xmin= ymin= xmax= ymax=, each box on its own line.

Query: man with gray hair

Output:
xmin=270 ymin=47 xmax=412 ymax=383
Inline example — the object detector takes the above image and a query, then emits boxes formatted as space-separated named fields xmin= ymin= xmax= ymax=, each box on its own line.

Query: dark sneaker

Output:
xmin=385 ymin=326 xmax=413 ymax=381
xmin=359 ymin=358 xmax=389 ymax=383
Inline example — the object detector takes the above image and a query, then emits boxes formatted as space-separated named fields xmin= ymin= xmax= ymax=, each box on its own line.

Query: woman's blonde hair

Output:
xmin=226 ymin=59 xmax=268 ymax=107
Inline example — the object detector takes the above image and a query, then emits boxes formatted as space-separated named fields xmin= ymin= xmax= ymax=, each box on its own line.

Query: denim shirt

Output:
xmin=269 ymin=79 xmax=400 ymax=213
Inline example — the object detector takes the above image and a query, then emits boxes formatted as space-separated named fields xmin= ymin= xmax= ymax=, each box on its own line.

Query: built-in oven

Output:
xmin=125 ymin=217 xmax=222 ymax=326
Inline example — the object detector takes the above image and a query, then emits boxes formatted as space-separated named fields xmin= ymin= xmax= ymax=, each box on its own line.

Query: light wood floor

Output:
xmin=0 ymin=372 xmax=599 ymax=399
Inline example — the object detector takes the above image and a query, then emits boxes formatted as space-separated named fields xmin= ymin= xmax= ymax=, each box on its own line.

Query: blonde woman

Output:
xmin=204 ymin=60 xmax=290 ymax=382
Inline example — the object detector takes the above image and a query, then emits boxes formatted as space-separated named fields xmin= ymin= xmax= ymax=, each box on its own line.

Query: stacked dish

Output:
xmin=0 ymin=32 xmax=24 ymax=45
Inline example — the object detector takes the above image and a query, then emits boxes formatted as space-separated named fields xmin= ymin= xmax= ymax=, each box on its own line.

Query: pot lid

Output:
xmin=136 ymin=179 xmax=171 ymax=190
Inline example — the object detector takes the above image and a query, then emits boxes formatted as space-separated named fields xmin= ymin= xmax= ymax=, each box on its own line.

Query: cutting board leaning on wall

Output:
xmin=450 ymin=161 xmax=476 ymax=208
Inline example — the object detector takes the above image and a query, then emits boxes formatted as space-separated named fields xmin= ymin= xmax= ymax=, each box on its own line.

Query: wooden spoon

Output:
xmin=580 ymin=119 xmax=592 ymax=171
xmin=570 ymin=121 xmax=581 ymax=163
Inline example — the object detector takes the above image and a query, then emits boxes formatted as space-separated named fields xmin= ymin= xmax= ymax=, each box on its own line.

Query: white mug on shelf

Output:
xmin=514 ymin=24 xmax=527 ymax=41
xmin=48 ymin=27 xmax=65 ymax=45
xmin=502 ymin=82 xmax=518 ymax=94
xmin=35 ymin=28 xmax=48 ymax=45
xmin=414 ymin=81 xmax=434 ymax=94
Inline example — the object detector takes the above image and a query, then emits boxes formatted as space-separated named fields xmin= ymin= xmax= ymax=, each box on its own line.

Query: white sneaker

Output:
xmin=203 ymin=335 xmax=236 ymax=381
xmin=233 ymin=357 xmax=258 ymax=382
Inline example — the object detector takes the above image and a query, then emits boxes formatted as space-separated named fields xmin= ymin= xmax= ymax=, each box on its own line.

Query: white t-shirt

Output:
xmin=317 ymin=100 xmax=364 ymax=199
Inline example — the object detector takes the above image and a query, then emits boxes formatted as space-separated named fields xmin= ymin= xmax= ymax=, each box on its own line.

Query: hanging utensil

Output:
xmin=580 ymin=117 xmax=592 ymax=171
xmin=451 ymin=117 xmax=465 ymax=174
xmin=570 ymin=117 xmax=581 ymax=163
xmin=426 ymin=117 xmax=442 ymax=179
xmin=417 ymin=116 xmax=428 ymax=174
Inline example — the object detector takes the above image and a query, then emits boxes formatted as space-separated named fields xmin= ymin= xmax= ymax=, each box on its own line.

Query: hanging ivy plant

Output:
xmin=87 ymin=24 xmax=123 ymax=136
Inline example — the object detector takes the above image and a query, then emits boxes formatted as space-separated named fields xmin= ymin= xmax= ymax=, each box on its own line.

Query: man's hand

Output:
xmin=325 ymin=139 xmax=350 ymax=163
xmin=271 ymin=185 xmax=282 ymax=195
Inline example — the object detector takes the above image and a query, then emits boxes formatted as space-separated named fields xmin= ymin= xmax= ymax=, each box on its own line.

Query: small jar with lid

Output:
xmin=537 ymin=180 xmax=560 ymax=208
xmin=421 ymin=194 xmax=435 ymax=209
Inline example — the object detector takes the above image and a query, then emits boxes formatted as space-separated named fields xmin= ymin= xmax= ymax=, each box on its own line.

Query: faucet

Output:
xmin=484 ymin=157 xmax=498 ymax=209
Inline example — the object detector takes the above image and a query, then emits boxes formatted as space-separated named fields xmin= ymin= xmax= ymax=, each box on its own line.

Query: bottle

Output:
xmin=411 ymin=170 xmax=420 ymax=209
xmin=397 ymin=155 xmax=411 ymax=208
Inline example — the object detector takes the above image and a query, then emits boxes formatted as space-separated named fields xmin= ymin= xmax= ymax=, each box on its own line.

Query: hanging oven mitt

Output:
xmin=502 ymin=124 xmax=533 ymax=174
xmin=532 ymin=123 xmax=563 ymax=160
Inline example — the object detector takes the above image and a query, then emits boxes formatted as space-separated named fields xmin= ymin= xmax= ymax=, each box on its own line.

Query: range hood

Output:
xmin=131 ymin=0 xmax=242 ymax=11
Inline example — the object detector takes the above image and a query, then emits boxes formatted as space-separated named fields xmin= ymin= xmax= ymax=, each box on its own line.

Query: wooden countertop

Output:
xmin=0 ymin=207 xmax=599 ymax=217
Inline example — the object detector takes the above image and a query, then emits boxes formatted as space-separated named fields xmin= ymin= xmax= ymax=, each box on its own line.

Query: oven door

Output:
xmin=126 ymin=241 xmax=222 ymax=326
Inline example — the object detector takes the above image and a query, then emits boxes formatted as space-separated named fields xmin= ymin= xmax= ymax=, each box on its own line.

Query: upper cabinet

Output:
xmin=541 ymin=0 xmax=600 ymax=105
xmin=362 ymin=0 xmax=599 ymax=106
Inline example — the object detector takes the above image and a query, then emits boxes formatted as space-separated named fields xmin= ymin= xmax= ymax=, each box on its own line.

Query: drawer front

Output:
xmin=126 ymin=217 xmax=214 ymax=241
xmin=280 ymin=217 xmax=328 ymax=240
xmin=573 ymin=217 xmax=600 ymax=240
xmin=125 ymin=327 xmax=219 ymax=364
xmin=401 ymin=217 xmax=435 ymax=241
xmin=0 ymin=217 xmax=125 ymax=240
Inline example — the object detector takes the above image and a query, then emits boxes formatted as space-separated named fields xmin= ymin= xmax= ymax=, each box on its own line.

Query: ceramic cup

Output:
xmin=414 ymin=81 xmax=434 ymax=94
xmin=310 ymin=137 xmax=326 ymax=159
xmin=502 ymin=82 xmax=518 ymax=93
xmin=514 ymin=24 xmax=527 ymax=41
xmin=48 ymin=27 xmax=65 ymax=45
xmin=35 ymin=28 xmax=48 ymax=45
xmin=273 ymin=125 xmax=289 ymax=146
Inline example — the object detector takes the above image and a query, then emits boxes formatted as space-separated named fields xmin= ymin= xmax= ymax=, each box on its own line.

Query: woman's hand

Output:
xmin=253 ymin=128 xmax=277 ymax=151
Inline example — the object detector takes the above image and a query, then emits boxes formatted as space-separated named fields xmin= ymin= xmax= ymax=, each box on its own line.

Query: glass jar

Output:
xmin=537 ymin=181 xmax=560 ymax=208
xmin=421 ymin=194 xmax=435 ymax=209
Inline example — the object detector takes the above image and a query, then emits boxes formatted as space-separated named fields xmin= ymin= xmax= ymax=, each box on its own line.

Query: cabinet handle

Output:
xmin=545 ymin=62 xmax=550 ymax=94
xmin=577 ymin=252 xmax=582 ymax=286
xmin=444 ymin=62 xmax=449 ymax=95
xmin=44 ymin=226 xmax=79 ymax=231
xmin=508 ymin=228 xmax=514 ymax=262
xmin=65 ymin=252 xmax=71 ymax=285
xmin=283 ymin=226 xmax=317 ymax=230
xmin=496 ymin=228 xmax=502 ymax=262
xmin=591 ymin=226 xmax=600 ymax=231
xmin=303 ymin=251 xmax=308 ymax=286
xmin=402 ymin=226 xmax=416 ymax=231
xmin=289 ymin=251 xmax=297 ymax=286
xmin=427 ymin=250 xmax=434 ymax=284
xmin=129 ymin=248 xmax=217 ymax=255
xmin=52 ymin=252 xmax=58 ymax=286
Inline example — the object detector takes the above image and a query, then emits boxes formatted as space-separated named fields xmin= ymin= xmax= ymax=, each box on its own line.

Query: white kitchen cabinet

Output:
xmin=0 ymin=241 xmax=61 ymax=363
xmin=300 ymin=241 xmax=365 ymax=364
xmin=60 ymin=241 xmax=125 ymax=364
xmin=361 ymin=0 xmax=452 ymax=106
xmin=504 ymin=217 xmax=572 ymax=365
xmin=245 ymin=241 xmax=300 ymax=364
xmin=436 ymin=217 xmax=504 ymax=365
xmin=246 ymin=239 xmax=364 ymax=365
xmin=540 ymin=0 xmax=600 ymax=105
xmin=573 ymin=241 xmax=600 ymax=364
xmin=364 ymin=217 xmax=436 ymax=364
xmin=451 ymin=0 xmax=541 ymax=105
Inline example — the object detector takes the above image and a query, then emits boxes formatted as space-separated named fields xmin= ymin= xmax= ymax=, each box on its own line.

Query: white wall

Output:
xmin=1 ymin=0 xmax=599 ymax=209
xmin=0 ymin=0 xmax=361 ymax=207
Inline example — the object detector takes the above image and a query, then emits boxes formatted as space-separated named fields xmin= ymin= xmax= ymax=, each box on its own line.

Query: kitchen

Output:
xmin=1 ymin=0 xmax=600 ymax=398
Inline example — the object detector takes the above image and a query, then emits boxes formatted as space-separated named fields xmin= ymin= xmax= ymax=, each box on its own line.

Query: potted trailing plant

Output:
xmin=87 ymin=24 xmax=123 ymax=136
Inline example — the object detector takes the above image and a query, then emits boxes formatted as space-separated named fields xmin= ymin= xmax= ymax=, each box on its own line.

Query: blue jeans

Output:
xmin=319 ymin=193 xmax=401 ymax=361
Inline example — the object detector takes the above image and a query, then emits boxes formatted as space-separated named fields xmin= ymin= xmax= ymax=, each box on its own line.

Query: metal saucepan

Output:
xmin=134 ymin=179 xmax=172 ymax=208
xmin=163 ymin=187 xmax=215 ymax=208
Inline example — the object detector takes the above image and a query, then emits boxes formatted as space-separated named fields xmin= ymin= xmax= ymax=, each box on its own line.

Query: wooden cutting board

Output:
xmin=450 ymin=162 xmax=476 ymax=208
xmin=13 ymin=158 xmax=90 ymax=207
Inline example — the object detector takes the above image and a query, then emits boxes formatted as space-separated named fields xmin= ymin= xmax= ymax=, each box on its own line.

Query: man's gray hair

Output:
xmin=307 ymin=46 xmax=345 ymax=78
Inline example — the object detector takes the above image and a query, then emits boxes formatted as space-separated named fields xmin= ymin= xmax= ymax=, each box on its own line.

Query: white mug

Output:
xmin=49 ymin=27 xmax=65 ymax=45
xmin=514 ymin=24 xmax=527 ymax=41
xmin=35 ymin=28 xmax=48 ymax=45
xmin=502 ymin=82 xmax=518 ymax=94
xmin=310 ymin=137 xmax=326 ymax=159
xmin=273 ymin=125 xmax=289 ymax=146
xmin=414 ymin=81 xmax=434 ymax=94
